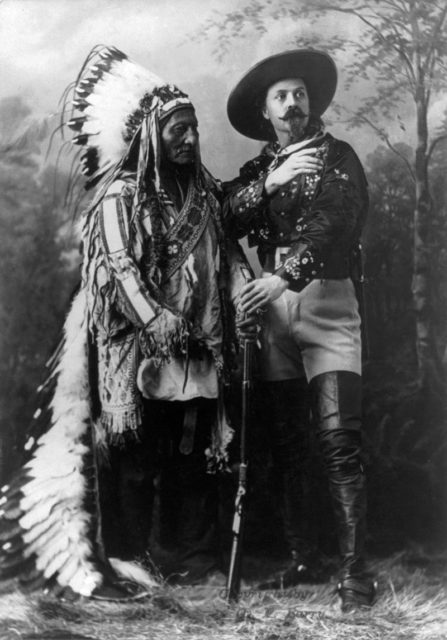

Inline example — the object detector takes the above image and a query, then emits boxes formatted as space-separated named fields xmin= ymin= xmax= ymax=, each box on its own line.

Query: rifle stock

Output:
xmin=226 ymin=339 xmax=254 ymax=602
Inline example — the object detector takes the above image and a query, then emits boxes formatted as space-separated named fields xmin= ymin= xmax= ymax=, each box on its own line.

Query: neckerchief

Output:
xmin=266 ymin=129 xmax=327 ymax=172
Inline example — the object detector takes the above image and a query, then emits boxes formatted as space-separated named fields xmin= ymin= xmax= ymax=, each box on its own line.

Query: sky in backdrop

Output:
xmin=1 ymin=0 xmax=446 ymax=179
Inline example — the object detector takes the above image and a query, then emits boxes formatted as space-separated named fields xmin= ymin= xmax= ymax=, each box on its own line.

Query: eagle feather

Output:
xmin=0 ymin=287 xmax=157 ymax=597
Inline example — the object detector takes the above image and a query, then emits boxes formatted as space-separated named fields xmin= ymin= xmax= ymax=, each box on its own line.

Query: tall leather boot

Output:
xmin=310 ymin=371 xmax=376 ymax=611
xmin=258 ymin=379 xmax=324 ymax=589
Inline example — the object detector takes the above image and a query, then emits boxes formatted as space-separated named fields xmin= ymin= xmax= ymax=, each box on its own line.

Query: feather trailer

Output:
xmin=0 ymin=521 xmax=22 ymax=543
xmin=21 ymin=510 xmax=65 ymax=549
xmin=0 ymin=287 xmax=157 ymax=598
xmin=0 ymin=551 xmax=35 ymax=580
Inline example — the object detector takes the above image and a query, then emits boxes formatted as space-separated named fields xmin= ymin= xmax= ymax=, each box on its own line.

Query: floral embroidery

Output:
xmin=315 ymin=141 xmax=330 ymax=161
xmin=303 ymin=173 xmax=321 ymax=199
xmin=334 ymin=168 xmax=349 ymax=181
xmin=166 ymin=242 xmax=179 ymax=255
xmin=259 ymin=226 xmax=270 ymax=240
xmin=284 ymin=255 xmax=301 ymax=279
xmin=283 ymin=250 xmax=315 ymax=280
xmin=239 ymin=180 xmax=264 ymax=209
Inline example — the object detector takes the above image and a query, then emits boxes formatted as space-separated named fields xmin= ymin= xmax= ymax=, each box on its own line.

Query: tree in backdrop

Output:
xmin=361 ymin=143 xmax=447 ymax=549
xmin=197 ymin=0 xmax=447 ymax=550
xmin=363 ymin=143 xmax=415 ymax=355
xmin=0 ymin=96 xmax=79 ymax=482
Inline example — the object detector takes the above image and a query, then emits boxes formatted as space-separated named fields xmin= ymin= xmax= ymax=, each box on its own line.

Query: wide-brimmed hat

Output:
xmin=227 ymin=49 xmax=337 ymax=141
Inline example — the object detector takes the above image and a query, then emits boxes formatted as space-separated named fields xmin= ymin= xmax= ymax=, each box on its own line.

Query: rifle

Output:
xmin=226 ymin=337 xmax=254 ymax=602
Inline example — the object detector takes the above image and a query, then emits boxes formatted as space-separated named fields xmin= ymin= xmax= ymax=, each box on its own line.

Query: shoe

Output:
xmin=200 ymin=570 xmax=227 ymax=588
xmin=167 ymin=568 xmax=226 ymax=588
xmin=170 ymin=569 xmax=229 ymax=600
xmin=91 ymin=579 xmax=152 ymax=601
xmin=337 ymin=576 xmax=377 ymax=612
xmin=258 ymin=552 xmax=328 ymax=590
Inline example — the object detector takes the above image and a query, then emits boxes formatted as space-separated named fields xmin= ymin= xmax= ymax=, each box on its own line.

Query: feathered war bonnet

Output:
xmin=63 ymin=45 xmax=194 ymax=207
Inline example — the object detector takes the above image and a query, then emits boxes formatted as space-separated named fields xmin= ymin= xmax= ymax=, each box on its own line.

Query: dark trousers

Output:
xmin=99 ymin=398 xmax=220 ymax=579
xmin=257 ymin=377 xmax=315 ymax=559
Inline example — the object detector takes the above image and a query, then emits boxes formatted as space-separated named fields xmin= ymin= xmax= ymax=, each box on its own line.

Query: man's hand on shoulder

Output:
xmin=264 ymin=147 xmax=323 ymax=195
xmin=238 ymin=275 xmax=289 ymax=314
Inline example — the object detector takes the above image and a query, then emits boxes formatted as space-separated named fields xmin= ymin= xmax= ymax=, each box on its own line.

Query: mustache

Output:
xmin=176 ymin=145 xmax=196 ymax=155
xmin=280 ymin=106 xmax=309 ymax=120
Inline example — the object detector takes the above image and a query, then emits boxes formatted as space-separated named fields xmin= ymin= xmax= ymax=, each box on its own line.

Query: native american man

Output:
xmin=0 ymin=46 xmax=254 ymax=599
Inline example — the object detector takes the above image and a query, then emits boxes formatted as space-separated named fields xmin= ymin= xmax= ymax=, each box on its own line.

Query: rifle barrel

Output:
xmin=226 ymin=339 xmax=253 ymax=602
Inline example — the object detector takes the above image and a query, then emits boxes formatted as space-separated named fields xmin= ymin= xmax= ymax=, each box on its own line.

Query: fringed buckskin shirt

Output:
xmin=82 ymin=168 xmax=249 ymax=452
xmin=223 ymin=131 xmax=369 ymax=292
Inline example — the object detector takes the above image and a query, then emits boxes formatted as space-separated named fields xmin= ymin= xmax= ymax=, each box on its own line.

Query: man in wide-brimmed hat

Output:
xmin=224 ymin=49 xmax=376 ymax=612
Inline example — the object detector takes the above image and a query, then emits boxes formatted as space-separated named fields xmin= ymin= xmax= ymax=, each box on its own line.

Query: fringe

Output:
xmin=94 ymin=416 xmax=143 ymax=454
xmin=100 ymin=404 xmax=143 ymax=444
xmin=139 ymin=312 xmax=190 ymax=364
xmin=205 ymin=377 xmax=234 ymax=474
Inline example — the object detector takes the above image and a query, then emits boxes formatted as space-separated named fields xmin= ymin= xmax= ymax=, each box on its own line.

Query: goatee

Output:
xmin=290 ymin=118 xmax=307 ymax=143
